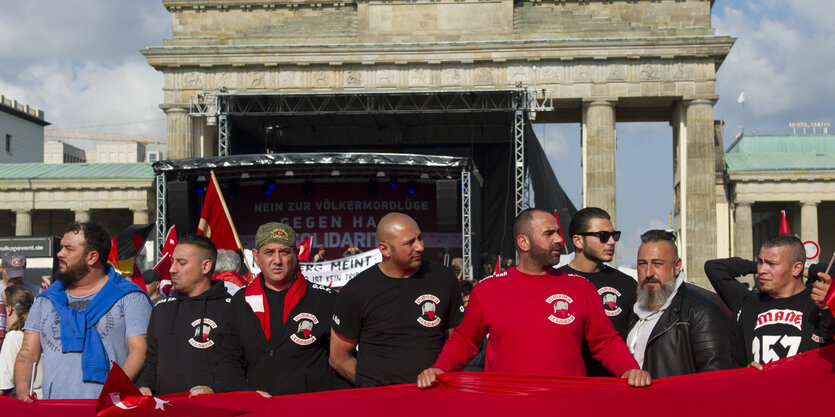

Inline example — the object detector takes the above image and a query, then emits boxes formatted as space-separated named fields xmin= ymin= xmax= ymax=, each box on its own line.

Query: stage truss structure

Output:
xmin=187 ymin=88 xmax=552 ymax=280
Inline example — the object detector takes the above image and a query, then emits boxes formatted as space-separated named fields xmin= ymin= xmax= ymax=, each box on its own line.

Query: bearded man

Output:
xmin=14 ymin=222 xmax=152 ymax=400
xmin=626 ymin=229 xmax=731 ymax=378
xmin=418 ymin=208 xmax=650 ymax=388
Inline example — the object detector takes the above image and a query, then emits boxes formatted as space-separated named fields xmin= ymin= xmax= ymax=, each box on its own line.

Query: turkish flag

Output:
xmin=162 ymin=225 xmax=178 ymax=257
xmin=197 ymin=171 xmax=243 ymax=252
xmin=153 ymin=253 xmax=172 ymax=297
xmin=3 ymin=345 xmax=835 ymax=417
xmin=825 ymin=281 xmax=835 ymax=313
xmin=197 ymin=171 xmax=253 ymax=282
xmin=297 ymin=237 xmax=312 ymax=262
xmin=95 ymin=363 xmax=244 ymax=417
xmin=779 ymin=210 xmax=790 ymax=234
xmin=494 ymin=255 xmax=502 ymax=275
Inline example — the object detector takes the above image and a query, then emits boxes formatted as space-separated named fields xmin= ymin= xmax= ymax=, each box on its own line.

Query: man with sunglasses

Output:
xmin=559 ymin=207 xmax=636 ymax=376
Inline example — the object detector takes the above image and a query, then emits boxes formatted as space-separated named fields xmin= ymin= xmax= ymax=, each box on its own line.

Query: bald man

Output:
xmin=329 ymin=212 xmax=464 ymax=387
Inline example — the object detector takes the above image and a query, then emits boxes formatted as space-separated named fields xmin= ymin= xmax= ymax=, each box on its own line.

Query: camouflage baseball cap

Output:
xmin=255 ymin=222 xmax=296 ymax=249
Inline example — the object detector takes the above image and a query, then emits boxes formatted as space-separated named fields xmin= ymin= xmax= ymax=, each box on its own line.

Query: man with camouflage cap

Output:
xmin=192 ymin=222 xmax=336 ymax=397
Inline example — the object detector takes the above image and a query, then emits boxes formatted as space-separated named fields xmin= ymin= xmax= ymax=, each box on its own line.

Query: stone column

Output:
xmin=582 ymin=99 xmax=617 ymax=224
xmin=733 ymin=203 xmax=753 ymax=260
xmin=15 ymin=210 xmax=31 ymax=236
xmin=75 ymin=210 xmax=91 ymax=223
xmin=133 ymin=209 xmax=150 ymax=225
xmin=801 ymin=201 xmax=819 ymax=261
xmin=165 ymin=106 xmax=192 ymax=160
xmin=682 ymin=98 xmax=717 ymax=288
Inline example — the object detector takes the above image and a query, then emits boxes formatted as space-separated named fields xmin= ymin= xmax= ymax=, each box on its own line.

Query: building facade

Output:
xmin=719 ymin=133 xmax=835 ymax=263
xmin=0 ymin=95 xmax=48 ymax=163
xmin=143 ymin=0 xmax=734 ymax=287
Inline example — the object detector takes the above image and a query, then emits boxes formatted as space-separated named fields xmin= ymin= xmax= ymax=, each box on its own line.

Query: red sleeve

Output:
xmin=582 ymin=281 xmax=639 ymax=377
xmin=432 ymin=283 xmax=489 ymax=372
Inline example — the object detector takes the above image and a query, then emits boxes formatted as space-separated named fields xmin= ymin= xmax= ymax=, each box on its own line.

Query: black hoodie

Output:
xmin=137 ymin=279 xmax=232 ymax=395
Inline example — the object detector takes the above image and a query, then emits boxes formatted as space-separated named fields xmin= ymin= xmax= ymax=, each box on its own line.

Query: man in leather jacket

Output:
xmin=626 ymin=230 xmax=732 ymax=378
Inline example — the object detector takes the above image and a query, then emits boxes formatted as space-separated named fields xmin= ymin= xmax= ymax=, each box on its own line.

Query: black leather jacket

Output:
xmin=630 ymin=283 xmax=732 ymax=378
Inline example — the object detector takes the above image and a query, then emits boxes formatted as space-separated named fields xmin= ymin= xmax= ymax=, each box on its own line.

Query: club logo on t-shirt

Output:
xmin=546 ymin=294 xmax=575 ymax=325
xmin=291 ymin=312 xmax=319 ymax=345
xmin=189 ymin=318 xmax=218 ymax=349
xmin=754 ymin=309 xmax=803 ymax=331
xmin=598 ymin=286 xmax=622 ymax=317
xmin=415 ymin=294 xmax=441 ymax=327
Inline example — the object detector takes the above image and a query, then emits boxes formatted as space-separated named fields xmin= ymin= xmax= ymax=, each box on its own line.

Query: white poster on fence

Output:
xmin=300 ymin=248 xmax=382 ymax=288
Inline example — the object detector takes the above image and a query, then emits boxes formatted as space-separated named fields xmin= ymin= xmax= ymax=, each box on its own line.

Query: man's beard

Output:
xmin=636 ymin=277 xmax=677 ymax=311
xmin=55 ymin=259 xmax=90 ymax=286
xmin=529 ymin=242 xmax=561 ymax=268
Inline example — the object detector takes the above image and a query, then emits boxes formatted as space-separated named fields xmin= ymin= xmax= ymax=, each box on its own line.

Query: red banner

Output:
xmin=4 ymin=345 xmax=834 ymax=417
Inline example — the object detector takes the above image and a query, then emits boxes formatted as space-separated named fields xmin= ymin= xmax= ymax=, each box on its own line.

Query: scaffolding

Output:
xmin=155 ymin=173 xmax=167 ymax=259
xmin=185 ymin=88 xmax=552 ymax=277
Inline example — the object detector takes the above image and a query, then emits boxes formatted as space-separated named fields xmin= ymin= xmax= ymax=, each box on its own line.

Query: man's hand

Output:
xmin=139 ymin=387 xmax=153 ymax=396
xmin=621 ymin=369 xmax=651 ymax=387
xmin=416 ymin=368 xmax=444 ymax=389
xmin=188 ymin=386 xmax=213 ymax=398
xmin=748 ymin=361 xmax=763 ymax=370
xmin=811 ymin=272 xmax=832 ymax=310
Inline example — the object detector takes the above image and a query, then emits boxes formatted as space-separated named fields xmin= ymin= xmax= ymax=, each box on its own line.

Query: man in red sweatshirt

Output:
xmin=417 ymin=208 xmax=651 ymax=388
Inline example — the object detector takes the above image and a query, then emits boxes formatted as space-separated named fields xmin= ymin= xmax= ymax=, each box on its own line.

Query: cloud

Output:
xmin=0 ymin=1 xmax=168 ymax=69
xmin=0 ymin=1 xmax=169 ymax=146
xmin=537 ymin=125 xmax=571 ymax=162
xmin=713 ymin=2 xmax=835 ymax=138
xmin=0 ymin=59 xmax=165 ymax=142
xmin=617 ymin=217 xmax=669 ymax=268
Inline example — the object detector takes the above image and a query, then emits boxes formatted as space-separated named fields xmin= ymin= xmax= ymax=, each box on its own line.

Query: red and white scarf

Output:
xmin=244 ymin=270 xmax=307 ymax=341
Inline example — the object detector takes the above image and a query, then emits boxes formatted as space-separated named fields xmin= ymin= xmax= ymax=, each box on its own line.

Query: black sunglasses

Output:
xmin=577 ymin=231 xmax=621 ymax=242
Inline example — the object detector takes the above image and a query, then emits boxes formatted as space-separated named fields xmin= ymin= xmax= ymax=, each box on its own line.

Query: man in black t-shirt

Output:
xmin=330 ymin=212 xmax=464 ymax=387
xmin=559 ymin=207 xmax=636 ymax=376
xmin=730 ymin=234 xmax=835 ymax=368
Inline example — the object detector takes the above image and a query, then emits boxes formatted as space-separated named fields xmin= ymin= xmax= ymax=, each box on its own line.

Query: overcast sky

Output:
xmin=1 ymin=0 xmax=832 ymax=266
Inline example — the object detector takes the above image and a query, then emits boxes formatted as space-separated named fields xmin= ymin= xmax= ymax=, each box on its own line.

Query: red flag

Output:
xmin=297 ymin=237 xmax=312 ymax=262
xmin=4 ymin=344 xmax=835 ymax=417
xmin=553 ymin=210 xmax=565 ymax=245
xmin=197 ymin=171 xmax=253 ymax=283
xmin=197 ymin=171 xmax=243 ymax=251
xmin=153 ymin=253 xmax=173 ymax=297
xmin=494 ymin=255 xmax=502 ymax=275
xmin=108 ymin=223 xmax=155 ymax=292
xmin=96 ymin=362 xmax=244 ymax=417
xmin=162 ymin=225 xmax=177 ymax=257
xmin=779 ymin=210 xmax=790 ymax=234
xmin=826 ymin=284 xmax=835 ymax=313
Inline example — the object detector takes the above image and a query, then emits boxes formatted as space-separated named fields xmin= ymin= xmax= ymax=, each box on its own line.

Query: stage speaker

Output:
xmin=167 ymin=181 xmax=194 ymax=234
xmin=436 ymin=180 xmax=458 ymax=232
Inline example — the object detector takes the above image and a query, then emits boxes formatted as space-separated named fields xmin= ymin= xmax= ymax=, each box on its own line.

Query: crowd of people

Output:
xmin=0 ymin=206 xmax=831 ymax=401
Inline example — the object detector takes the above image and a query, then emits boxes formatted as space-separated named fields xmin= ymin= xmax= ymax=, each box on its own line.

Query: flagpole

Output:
xmin=208 ymin=170 xmax=254 ymax=277
xmin=742 ymin=100 xmax=745 ymax=134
